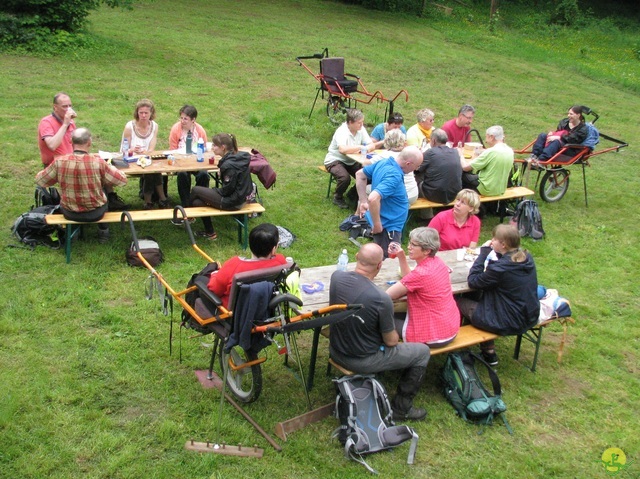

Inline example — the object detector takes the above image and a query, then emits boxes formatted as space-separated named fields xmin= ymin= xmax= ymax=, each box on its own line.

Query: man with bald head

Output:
xmin=356 ymin=146 xmax=423 ymax=257
xmin=329 ymin=243 xmax=430 ymax=421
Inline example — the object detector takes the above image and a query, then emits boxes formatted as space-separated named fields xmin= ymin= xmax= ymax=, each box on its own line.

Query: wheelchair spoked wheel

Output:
xmin=327 ymin=96 xmax=347 ymax=126
xmin=539 ymin=168 xmax=570 ymax=202
xmin=219 ymin=343 xmax=263 ymax=404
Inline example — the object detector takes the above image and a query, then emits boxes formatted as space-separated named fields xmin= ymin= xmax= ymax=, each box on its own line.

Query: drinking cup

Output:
xmin=388 ymin=242 xmax=401 ymax=259
xmin=456 ymin=248 xmax=465 ymax=261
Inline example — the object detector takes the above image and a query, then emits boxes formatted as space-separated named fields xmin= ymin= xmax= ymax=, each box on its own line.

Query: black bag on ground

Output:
xmin=441 ymin=351 xmax=511 ymax=431
xmin=180 ymin=262 xmax=221 ymax=334
xmin=339 ymin=214 xmax=372 ymax=240
xmin=34 ymin=186 xmax=61 ymax=207
xmin=11 ymin=205 xmax=64 ymax=249
xmin=333 ymin=375 xmax=418 ymax=473
xmin=510 ymin=199 xmax=545 ymax=240
xmin=126 ymin=236 xmax=164 ymax=267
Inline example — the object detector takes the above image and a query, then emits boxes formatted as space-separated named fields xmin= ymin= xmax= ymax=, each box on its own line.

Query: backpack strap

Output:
xmin=468 ymin=351 xmax=501 ymax=396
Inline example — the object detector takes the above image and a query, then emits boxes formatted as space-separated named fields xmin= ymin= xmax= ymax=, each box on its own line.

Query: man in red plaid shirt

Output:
xmin=35 ymin=127 xmax=127 ymax=243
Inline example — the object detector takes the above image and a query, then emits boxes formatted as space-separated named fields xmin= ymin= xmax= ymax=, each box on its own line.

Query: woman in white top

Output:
xmin=122 ymin=99 xmax=167 ymax=209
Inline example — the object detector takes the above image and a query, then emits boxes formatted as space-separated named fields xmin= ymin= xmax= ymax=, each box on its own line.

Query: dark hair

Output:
xmin=212 ymin=133 xmax=238 ymax=153
xmin=249 ymin=223 xmax=279 ymax=258
xmin=569 ymin=105 xmax=586 ymax=122
xmin=388 ymin=112 xmax=404 ymax=125
xmin=179 ymin=104 xmax=198 ymax=120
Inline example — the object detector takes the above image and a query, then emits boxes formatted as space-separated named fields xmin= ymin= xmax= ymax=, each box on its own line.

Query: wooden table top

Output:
xmin=114 ymin=151 xmax=219 ymax=176
xmin=298 ymin=249 xmax=474 ymax=312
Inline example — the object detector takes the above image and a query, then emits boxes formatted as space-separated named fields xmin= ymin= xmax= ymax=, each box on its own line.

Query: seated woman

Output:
xmin=208 ymin=223 xmax=287 ymax=308
xmin=428 ymin=189 xmax=481 ymax=251
xmin=386 ymin=227 xmax=460 ymax=348
xmin=369 ymin=111 xmax=407 ymax=142
xmin=122 ymin=99 xmax=167 ymax=209
xmin=455 ymin=224 xmax=540 ymax=366
xmin=189 ymin=133 xmax=253 ymax=240
xmin=530 ymin=105 xmax=589 ymax=161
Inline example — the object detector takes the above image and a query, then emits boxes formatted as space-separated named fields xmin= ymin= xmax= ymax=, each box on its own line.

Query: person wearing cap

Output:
xmin=369 ymin=112 xmax=407 ymax=142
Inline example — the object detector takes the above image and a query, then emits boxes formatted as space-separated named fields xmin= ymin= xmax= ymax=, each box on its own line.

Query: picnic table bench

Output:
xmin=45 ymin=203 xmax=265 ymax=263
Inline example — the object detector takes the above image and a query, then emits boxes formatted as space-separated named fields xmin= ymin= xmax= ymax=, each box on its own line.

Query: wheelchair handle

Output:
xmin=120 ymin=211 xmax=141 ymax=252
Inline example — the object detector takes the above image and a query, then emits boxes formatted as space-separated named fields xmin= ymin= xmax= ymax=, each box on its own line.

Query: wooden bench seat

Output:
xmin=46 ymin=203 xmax=265 ymax=263
xmin=409 ymin=186 xmax=535 ymax=210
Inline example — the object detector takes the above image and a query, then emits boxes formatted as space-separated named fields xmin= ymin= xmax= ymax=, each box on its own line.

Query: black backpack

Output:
xmin=34 ymin=186 xmax=61 ymax=207
xmin=511 ymin=199 xmax=545 ymax=241
xmin=333 ymin=375 xmax=418 ymax=473
xmin=441 ymin=351 xmax=511 ymax=432
xmin=339 ymin=214 xmax=372 ymax=240
xmin=180 ymin=262 xmax=221 ymax=334
xmin=11 ymin=205 xmax=64 ymax=249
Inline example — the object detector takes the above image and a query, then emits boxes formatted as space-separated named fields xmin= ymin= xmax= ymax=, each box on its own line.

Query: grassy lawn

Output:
xmin=0 ymin=0 xmax=638 ymax=478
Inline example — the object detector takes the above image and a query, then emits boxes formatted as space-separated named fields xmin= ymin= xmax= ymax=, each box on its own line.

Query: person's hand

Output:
xmin=358 ymin=201 xmax=369 ymax=217
xmin=482 ymin=239 xmax=492 ymax=248
xmin=63 ymin=108 xmax=76 ymax=125
xmin=133 ymin=145 xmax=145 ymax=154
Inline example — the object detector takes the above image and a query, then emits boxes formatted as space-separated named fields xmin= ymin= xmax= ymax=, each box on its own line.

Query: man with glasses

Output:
xmin=441 ymin=104 xmax=475 ymax=147
xmin=369 ymin=112 xmax=407 ymax=142
xmin=406 ymin=108 xmax=435 ymax=150
xmin=356 ymin=146 xmax=423 ymax=258
xmin=38 ymin=92 xmax=76 ymax=166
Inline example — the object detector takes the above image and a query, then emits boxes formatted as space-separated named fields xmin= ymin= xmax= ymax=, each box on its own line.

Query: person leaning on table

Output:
xmin=35 ymin=127 xmax=127 ymax=244
xmin=455 ymin=224 xmax=540 ymax=366
xmin=441 ymin=104 xmax=475 ymax=147
xmin=386 ymin=227 xmax=460 ymax=348
xmin=323 ymin=108 xmax=384 ymax=210
xmin=169 ymin=104 xmax=210 ymax=208
xmin=189 ymin=133 xmax=252 ymax=240
xmin=414 ymin=128 xmax=462 ymax=205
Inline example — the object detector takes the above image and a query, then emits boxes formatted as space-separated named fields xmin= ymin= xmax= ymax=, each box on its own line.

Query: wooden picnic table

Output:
xmin=113 ymin=151 xmax=219 ymax=176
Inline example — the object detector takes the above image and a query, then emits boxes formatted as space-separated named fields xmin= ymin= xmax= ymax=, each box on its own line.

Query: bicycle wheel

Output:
xmin=539 ymin=169 xmax=570 ymax=202
xmin=219 ymin=344 xmax=262 ymax=404
xmin=327 ymin=96 xmax=347 ymax=126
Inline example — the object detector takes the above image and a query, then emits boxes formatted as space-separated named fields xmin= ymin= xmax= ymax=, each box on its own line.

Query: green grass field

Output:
xmin=0 ymin=1 xmax=638 ymax=478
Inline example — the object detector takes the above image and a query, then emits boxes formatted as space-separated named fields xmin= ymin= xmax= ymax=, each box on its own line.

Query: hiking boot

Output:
xmin=108 ymin=192 xmax=130 ymax=211
xmin=196 ymin=231 xmax=218 ymax=240
xmin=97 ymin=228 xmax=110 ymax=244
xmin=392 ymin=406 xmax=427 ymax=421
xmin=170 ymin=217 xmax=196 ymax=226
xmin=481 ymin=349 xmax=499 ymax=366
xmin=158 ymin=198 xmax=171 ymax=209
xmin=332 ymin=196 xmax=349 ymax=209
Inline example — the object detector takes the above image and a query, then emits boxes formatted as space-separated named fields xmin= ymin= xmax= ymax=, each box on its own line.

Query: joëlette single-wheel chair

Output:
xmin=296 ymin=48 xmax=409 ymax=125
xmin=512 ymin=108 xmax=628 ymax=206
xmin=122 ymin=208 xmax=362 ymax=407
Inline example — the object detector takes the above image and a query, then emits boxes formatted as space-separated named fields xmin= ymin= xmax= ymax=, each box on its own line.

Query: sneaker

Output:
xmin=143 ymin=202 xmax=155 ymax=210
xmin=196 ymin=231 xmax=218 ymax=240
xmin=107 ymin=192 xmax=130 ymax=211
xmin=481 ymin=349 xmax=499 ymax=366
xmin=170 ymin=217 xmax=196 ymax=226
xmin=158 ymin=198 xmax=171 ymax=209
xmin=392 ymin=406 xmax=427 ymax=421
xmin=332 ymin=196 xmax=349 ymax=209
xmin=97 ymin=228 xmax=110 ymax=244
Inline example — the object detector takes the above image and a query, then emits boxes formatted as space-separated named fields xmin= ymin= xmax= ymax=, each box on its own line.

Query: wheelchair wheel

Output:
xmin=220 ymin=344 xmax=262 ymax=404
xmin=327 ymin=96 xmax=347 ymax=126
xmin=539 ymin=168 xmax=570 ymax=202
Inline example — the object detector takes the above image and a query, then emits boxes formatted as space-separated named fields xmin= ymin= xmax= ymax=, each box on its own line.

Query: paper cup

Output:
xmin=456 ymin=248 xmax=465 ymax=261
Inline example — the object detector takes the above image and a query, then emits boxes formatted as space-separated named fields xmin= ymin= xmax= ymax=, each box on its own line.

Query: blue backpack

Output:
xmin=582 ymin=123 xmax=600 ymax=149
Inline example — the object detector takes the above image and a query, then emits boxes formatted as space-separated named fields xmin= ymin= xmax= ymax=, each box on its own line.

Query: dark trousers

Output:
xmin=455 ymin=296 xmax=495 ymax=351
xmin=61 ymin=204 xmax=109 ymax=231
xmin=177 ymin=170 xmax=210 ymax=207
xmin=190 ymin=186 xmax=242 ymax=234
xmin=326 ymin=161 xmax=361 ymax=199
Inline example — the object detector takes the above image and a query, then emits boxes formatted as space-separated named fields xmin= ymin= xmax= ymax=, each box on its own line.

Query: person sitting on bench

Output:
xmin=428 ymin=189 xmax=481 ymax=251
xmin=455 ymin=224 xmax=539 ymax=366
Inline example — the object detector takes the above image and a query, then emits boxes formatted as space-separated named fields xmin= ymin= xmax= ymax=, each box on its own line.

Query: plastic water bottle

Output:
xmin=186 ymin=130 xmax=193 ymax=154
xmin=337 ymin=249 xmax=349 ymax=271
xmin=122 ymin=138 xmax=129 ymax=162
xmin=196 ymin=138 xmax=205 ymax=162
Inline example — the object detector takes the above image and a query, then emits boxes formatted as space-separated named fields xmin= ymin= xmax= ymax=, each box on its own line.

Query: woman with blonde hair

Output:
xmin=428 ymin=189 xmax=481 ymax=250
xmin=456 ymin=224 xmax=539 ymax=365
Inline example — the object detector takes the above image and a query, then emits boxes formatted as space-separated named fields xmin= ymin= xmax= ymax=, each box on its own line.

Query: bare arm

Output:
xmin=44 ymin=110 xmax=74 ymax=152
xmin=382 ymin=329 xmax=399 ymax=347
xmin=366 ymin=191 xmax=383 ymax=234
xmin=386 ymin=280 xmax=408 ymax=301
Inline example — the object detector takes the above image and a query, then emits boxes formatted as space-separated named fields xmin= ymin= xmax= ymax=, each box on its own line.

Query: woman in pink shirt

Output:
xmin=428 ymin=189 xmax=481 ymax=251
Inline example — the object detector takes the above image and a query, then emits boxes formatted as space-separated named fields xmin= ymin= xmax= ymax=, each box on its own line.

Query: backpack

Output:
xmin=510 ymin=199 xmax=544 ymax=241
xmin=34 ymin=186 xmax=61 ymax=207
xmin=11 ymin=205 xmax=64 ymax=249
xmin=276 ymin=225 xmax=296 ymax=248
xmin=181 ymin=262 xmax=221 ymax=334
xmin=582 ymin=123 xmax=600 ymax=149
xmin=126 ymin=236 xmax=164 ymax=267
xmin=339 ymin=214 xmax=372 ymax=240
xmin=333 ymin=375 xmax=418 ymax=473
xmin=538 ymin=287 xmax=572 ymax=323
xmin=441 ymin=351 xmax=511 ymax=432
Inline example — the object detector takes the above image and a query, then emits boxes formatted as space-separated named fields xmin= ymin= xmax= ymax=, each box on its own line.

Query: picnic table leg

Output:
xmin=65 ymin=224 xmax=81 ymax=264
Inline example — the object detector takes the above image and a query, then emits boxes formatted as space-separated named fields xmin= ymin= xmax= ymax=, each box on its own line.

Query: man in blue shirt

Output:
xmin=355 ymin=146 xmax=422 ymax=257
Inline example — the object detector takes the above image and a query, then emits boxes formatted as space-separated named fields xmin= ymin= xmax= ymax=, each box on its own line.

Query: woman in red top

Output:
xmin=428 ymin=189 xmax=481 ymax=251
xmin=386 ymin=227 xmax=460 ymax=347
xmin=208 ymin=223 xmax=287 ymax=308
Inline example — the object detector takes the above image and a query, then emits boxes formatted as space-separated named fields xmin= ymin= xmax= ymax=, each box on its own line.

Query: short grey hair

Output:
xmin=458 ymin=104 xmax=475 ymax=116
xmin=383 ymin=129 xmax=406 ymax=151
xmin=431 ymin=128 xmax=448 ymax=145
xmin=416 ymin=108 xmax=434 ymax=122
xmin=72 ymin=127 xmax=91 ymax=145
xmin=346 ymin=108 xmax=364 ymax=123
xmin=410 ymin=227 xmax=440 ymax=256
xmin=486 ymin=125 xmax=504 ymax=141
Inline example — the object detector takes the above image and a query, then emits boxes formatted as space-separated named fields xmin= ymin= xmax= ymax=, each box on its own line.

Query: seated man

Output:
xmin=35 ymin=127 xmax=127 ymax=243
xmin=169 ymin=105 xmax=210 ymax=208
xmin=460 ymin=125 xmax=514 ymax=197
xmin=208 ymin=223 xmax=287 ymax=308
xmin=415 ymin=128 xmax=462 ymax=204
xmin=405 ymin=108 xmax=435 ymax=150
xmin=441 ymin=104 xmax=475 ymax=147
xmin=329 ymin=243 xmax=430 ymax=421
xmin=369 ymin=112 xmax=407 ymax=142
